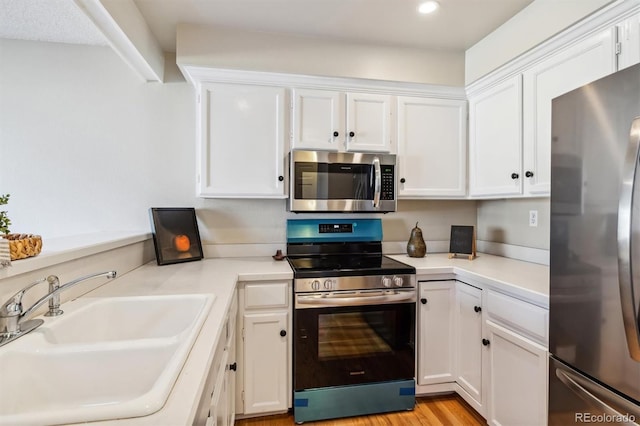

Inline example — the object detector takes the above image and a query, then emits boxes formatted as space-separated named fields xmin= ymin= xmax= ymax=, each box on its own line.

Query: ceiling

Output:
xmin=0 ymin=0 xmax=535 ymax=53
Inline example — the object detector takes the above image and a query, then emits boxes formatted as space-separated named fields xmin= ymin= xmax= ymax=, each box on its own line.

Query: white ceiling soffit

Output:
xmin=0 ymin=0 xmax=107 ymax=46
xmin=75 ymin=0 xmax=165 ymax=82
xmin=133 ymin=0 xmax=536 ymax=53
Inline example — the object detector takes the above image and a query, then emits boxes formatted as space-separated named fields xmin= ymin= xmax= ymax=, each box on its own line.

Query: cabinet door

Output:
xmin=485 ymin=320 xmax=548 ymax=426
xmin=417 ymin=281 xmax=456 ymax=385
xmin=242 ymin=311 xmax=288 ymax=414
xmin=617 ymin=13 xmax=640 ymax=71
xmin=198 ymin=83 xmax=287 ymax=198
xmin=468 ymin=75 xmax=523 ymax=197
xmin=397 ymin=97 xmax=467 ymax=197
xmin=455 ymin=282 xmax=483 ymax=405
xmin=292 ymin=89 xmax=343 ymax=151
xmin=225 ymin=323 xmax=236 ymax=425
xmin=346 ymin=93 xmax=392 ymax=153
xmin=523 ymin=29 xmax=616 ymax=195
xmin=208 ymin=350 xmax=229 ymax=426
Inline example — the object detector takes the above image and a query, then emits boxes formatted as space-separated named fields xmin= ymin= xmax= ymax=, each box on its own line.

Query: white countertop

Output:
xmin=13 ymin=252 xmax=547 ymax=425
xmin=388 ymin=253 xmax=549 ymax=307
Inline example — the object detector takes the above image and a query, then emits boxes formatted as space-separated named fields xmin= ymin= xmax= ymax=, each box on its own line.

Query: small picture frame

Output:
xmin=448 ymin=225 xmax=476 ymax=260
xmin=149 ymin=207 xmax=204 ymax=265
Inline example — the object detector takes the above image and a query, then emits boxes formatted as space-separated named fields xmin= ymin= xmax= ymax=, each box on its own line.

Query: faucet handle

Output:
xmin=0 ymin=276 xmax=49 ymax=317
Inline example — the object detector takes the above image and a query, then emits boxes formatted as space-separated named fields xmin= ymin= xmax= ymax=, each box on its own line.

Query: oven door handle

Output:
xmin=297 ymin=291 xmax=415 ymax=307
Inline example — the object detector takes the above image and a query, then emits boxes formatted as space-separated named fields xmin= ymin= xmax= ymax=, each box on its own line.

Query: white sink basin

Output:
xmin=40 ymin=294 xmax=212 ymax=344
xmin=0 ymin=293 xmax=214 ymax=426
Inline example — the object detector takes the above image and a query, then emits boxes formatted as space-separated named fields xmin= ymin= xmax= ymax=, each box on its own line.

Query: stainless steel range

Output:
xmin=286 ymin=219 xmax=416 ymax=424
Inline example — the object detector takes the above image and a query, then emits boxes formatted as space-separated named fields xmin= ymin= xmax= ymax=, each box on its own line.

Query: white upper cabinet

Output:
xmin=522 ymin=28 xmax=616 ymax=195
xmin=468 ymin=75 xmax=523 ymax=197
xmin=469 ymin=28 xmax=617 ymax=199
xmin=397 ymin=96 xmax=467 ymax=198
xmin=291 ymin=89 xmax=343 ymax=151
xmin=617 ymin=12 xmax=640 ymax=71
xmin=292 ymin=89 xmax=392 ymax=153
xmin=346 ymin=92 xmax=392 ymax=152
xmin=198 ymin=83 xmax=288 ymax=198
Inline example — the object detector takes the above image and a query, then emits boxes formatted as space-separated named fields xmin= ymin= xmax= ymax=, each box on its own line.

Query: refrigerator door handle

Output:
xmin=617 ymin=117 xmax=640 ymax=362
xmin=556 ymin=367 xmax=640 ymax=423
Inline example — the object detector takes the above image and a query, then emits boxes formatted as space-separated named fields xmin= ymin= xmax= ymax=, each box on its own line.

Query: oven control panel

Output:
xmin=319 ymin=223 xmax=353 ymax=233
xmin=295 ymin=274 xmax=416 ymax=293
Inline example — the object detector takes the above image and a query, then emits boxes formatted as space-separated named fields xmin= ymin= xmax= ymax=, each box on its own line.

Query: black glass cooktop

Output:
xmin=287 ymin=254 xmax=415 ymax=278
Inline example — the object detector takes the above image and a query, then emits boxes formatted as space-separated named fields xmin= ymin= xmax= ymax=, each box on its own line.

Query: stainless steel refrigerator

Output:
xmin=549 ymin=62 xmax=640 ymax=425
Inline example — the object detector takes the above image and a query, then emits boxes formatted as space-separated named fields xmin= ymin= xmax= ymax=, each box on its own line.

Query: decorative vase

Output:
xmin=407 ymin=222 xmax=426 ymax=258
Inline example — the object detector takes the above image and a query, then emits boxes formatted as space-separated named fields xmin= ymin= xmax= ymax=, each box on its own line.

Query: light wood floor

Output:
xmin=236 ymin=394 xmax=486 ymax=425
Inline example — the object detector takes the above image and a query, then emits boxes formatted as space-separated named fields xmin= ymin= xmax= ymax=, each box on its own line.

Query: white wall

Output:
xmin=0 ymin=39 xmax=196 ymax=238
xmin=465 ymin=0 xmax=614 ymax=84
xmin=0 ymin=39 xmax=476 ymax=251
xmin=477 ymin=198 xmax=550 ymax=250
xmin=177 ymin=24 xmax=465 ymax=86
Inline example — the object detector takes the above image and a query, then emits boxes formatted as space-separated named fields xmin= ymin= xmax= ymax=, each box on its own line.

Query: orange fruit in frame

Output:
xmin=173 ymin=234 xmax=191 ymax=252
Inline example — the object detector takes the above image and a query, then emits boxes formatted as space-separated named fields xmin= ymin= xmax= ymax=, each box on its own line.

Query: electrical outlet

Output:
xmin=529 ymin=210 xmax=538 ymax=227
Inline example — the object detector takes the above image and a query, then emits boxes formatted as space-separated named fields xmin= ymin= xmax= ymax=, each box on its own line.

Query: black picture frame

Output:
xmin=448 ymin=225 xmax=476 ymax=260
xmin=149 ymin=207 xmax=204 ymax=265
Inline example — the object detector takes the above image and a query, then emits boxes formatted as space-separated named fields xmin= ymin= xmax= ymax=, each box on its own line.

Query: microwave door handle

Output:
xmin=372 ymin=157 xmax=381 ymax=208
xmin=617 ymin=117 xmax=640 ymax=362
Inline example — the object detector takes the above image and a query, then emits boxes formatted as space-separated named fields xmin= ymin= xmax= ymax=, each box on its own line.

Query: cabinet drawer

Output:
xmin=243 ymin=282 xmax=289 ymax=309
xmin=486 ymin=290 xmax=548 ymax=346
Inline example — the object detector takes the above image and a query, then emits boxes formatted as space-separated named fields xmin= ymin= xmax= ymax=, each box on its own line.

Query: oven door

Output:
xmin=289 ymin=150 xmax=396 ymax=213
xmin=294 ymin=289 xmax=415 ymax=391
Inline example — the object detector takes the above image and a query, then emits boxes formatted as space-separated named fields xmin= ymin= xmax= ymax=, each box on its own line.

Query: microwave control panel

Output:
xmin=381 ymin=166 xmax=395 ymax=200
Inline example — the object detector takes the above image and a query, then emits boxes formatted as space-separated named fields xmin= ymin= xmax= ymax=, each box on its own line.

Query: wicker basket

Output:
xmin=2 ymin=234 xmax=42 ymax=260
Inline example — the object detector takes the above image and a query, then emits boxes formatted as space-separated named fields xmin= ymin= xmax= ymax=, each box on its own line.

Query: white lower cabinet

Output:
xmin=417 ymin=280 xmax=456 ymax=385
xmin=236 ymin=281 xmax=291 ymax=416
xmin=485 ymin=320 xmax=548 ymax=426
xmin=454 ymin=282 xmax=483 ymax=412
xmin=195 ymin=292 xmax=237 ymax=426
xmin=484 ymin=289 xmax=549 ymax=426
xmin=416 ymin=280 xmax=549 ymax=425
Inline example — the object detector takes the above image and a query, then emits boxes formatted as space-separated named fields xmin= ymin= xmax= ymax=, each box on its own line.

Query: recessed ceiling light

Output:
xmin=418 ymin=0 xmax=440 ymax=14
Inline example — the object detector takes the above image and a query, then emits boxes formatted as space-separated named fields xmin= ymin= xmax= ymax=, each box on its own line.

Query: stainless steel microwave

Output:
xmin=289 ymin=150 xmax=397 ymax=213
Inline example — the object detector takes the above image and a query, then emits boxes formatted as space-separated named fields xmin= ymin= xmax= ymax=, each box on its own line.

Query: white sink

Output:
xmin=39 ymin=294 xmax=212 ymax=344
xmin=0 ymin=293 xmax=214 ymax=426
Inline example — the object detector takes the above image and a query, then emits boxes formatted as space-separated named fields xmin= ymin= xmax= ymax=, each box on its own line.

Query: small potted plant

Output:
xmin=0 ymin=194 xmax=42 ymax=261
xmin=0 ymin=194 xmax=11 ymax=236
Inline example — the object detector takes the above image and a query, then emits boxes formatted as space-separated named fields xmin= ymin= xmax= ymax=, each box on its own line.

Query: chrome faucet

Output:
xmin=0 ymin=270 xmax=117 ymax=347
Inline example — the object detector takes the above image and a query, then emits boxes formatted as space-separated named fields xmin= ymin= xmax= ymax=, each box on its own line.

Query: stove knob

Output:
xmin=393 ymin=276 xmax=404 ymax=287
xmin=382 ymin=276 xmax=392 ymax=288
xmin=311 ymin=280 xmax=321 ymax=291
xmin=323 ymin=279 xmax=333 ymax=290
